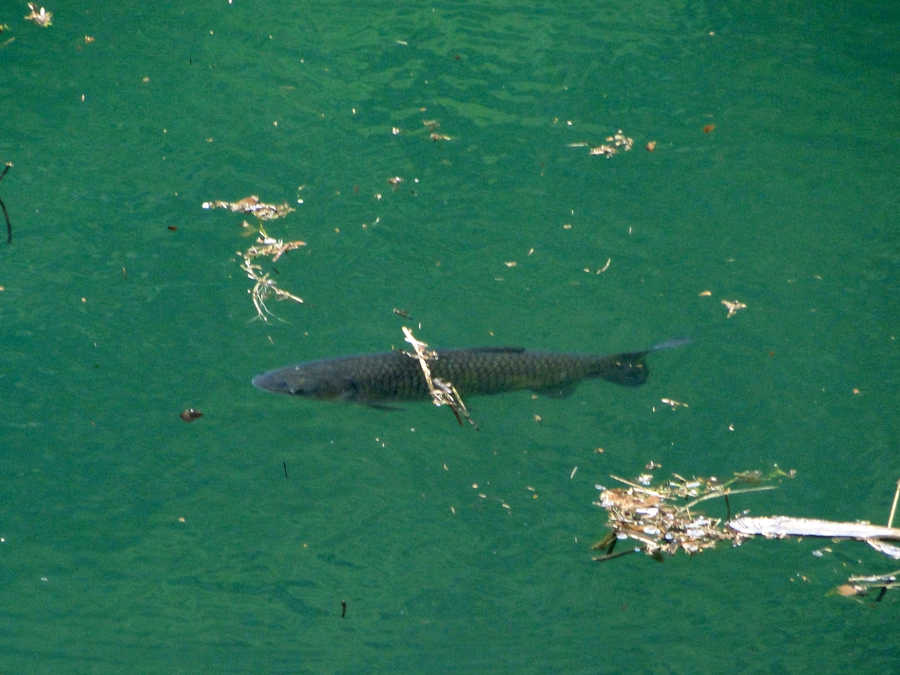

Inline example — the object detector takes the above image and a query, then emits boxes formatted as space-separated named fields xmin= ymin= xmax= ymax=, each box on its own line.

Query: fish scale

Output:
xmin=250 ymin=342 xmax=687 ymax=403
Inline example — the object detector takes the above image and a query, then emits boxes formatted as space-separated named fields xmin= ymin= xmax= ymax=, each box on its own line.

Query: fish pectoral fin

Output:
xmin=533 ymin=382 xmax=578 ymax=398
xmin=366 ymin=402 xmax=403 ymax=411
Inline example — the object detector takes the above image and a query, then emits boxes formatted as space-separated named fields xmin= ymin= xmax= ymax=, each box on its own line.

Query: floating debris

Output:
xmin=401 ymin=326 xmax=477 ymax=429
xmin=595 ymin=467 xmax=900 ymax=601
xmin=835 ymin=571 xmax=898 ymax=600
xmin=179 ymin=408 xmax=203 ymax=422
xmin=423 ymin=119 xmax=452 ymax=142
xmin=828 ymin=479 xmax=900 ymax=600
xmin=592 ymin=467 xmax=792 ymax=561
xmin=202 ymin=195 xmax=295 ymax=221
xmin=721 ymin=298 xmax=746 ymax=318
xmin=25 ymin=3 xmax=53 ymax=27
xmin=244 ymin=224 xmax=306 ymax=262
xmin=241 ymin=253 xmax=305 ymax=323
xmin=587 ymin=130 xmax=634 ymax=158
xmin=204 ymin=195 xmax=305 ymax=321
xmin=660 ymin=397 xmax=689 ymax=409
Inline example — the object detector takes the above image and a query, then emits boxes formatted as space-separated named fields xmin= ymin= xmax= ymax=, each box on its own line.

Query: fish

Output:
xmin=251 ymin=339 xmax=688 ymax=404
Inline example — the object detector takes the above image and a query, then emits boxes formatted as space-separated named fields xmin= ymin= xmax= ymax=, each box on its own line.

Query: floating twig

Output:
xmin=0 ymin=162 xmax=11 ymax=243
xmin=204 ymin=195 xmax=305 ymax=321
xmin=401 ymin=326 xmax=477 ymax=429
xmin=241 ymin=256 xmax=304 ymax=322
xmin=888 ymin=478 xmax=900 ymax=528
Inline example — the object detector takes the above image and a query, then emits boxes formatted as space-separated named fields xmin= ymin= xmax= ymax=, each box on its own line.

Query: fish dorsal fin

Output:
xmin=466 ymin=347 xmax=526 ymax=354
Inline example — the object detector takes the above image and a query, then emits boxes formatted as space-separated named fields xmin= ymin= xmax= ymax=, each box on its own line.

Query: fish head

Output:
xmin=251 ymin=363 xmax=355 ymax=400
xmin=252 ymin=367 xmax=324 ymax=397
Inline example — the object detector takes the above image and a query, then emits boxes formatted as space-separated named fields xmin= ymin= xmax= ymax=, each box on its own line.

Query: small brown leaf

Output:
xmin=180 ymin=408 xmax=203 ymax=422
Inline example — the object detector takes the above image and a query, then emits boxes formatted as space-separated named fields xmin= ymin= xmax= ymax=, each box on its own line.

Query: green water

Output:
xmin=2 ymin=1 xmax=897 ymax=672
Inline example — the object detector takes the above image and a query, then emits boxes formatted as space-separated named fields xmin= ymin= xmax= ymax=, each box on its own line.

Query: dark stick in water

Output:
xmin=0 ymin=162 xmax=11 ymax=244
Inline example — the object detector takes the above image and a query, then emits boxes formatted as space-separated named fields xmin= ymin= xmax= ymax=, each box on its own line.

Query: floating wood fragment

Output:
xmin=863 ymin=539 xmax=900 ymax=560
xmin=727 ymin=516 xmax=900 ymax=541
xmin=660 ymin=397 xmax=689 ymax=409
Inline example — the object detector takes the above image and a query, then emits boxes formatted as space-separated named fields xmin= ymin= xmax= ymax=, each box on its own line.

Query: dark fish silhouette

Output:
xmin=251 ymin=339 xmax=688 ymax=404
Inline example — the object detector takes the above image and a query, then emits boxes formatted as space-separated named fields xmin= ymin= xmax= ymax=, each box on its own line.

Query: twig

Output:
xmin=401 ymin=326 xmax=477 ymax=428
xmin=683 ymin=485 xmax=777 ymax=510
xmin=593 ymin=548 xmax=639 ymax=563
xmin=241 ymin=257 xmax=304 ymax=322
xmin=239 ymin=227 xmax=305 ymax=322
xmin=888 ymin=479 xmax=900 ymax=528
xmin=607 ymin=474 xmax=666 ymax=498
xmin=203 ymin=195 xmax=305 ymax=320
xmin=0 ymin=162 xmax=11 ymax=244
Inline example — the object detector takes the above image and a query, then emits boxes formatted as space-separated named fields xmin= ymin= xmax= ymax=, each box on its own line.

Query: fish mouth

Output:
xmin=252 ymin=371 xmax=289 ymax=393
xmin=252 ymin=370 xmax=312 ymax=396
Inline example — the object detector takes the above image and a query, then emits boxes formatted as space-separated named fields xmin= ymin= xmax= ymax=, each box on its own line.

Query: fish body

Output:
xmin=251 ymin=342 xmax=685 ymax=403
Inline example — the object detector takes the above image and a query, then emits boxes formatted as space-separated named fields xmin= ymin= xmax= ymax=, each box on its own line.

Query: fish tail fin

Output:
xmin=595 ymin=351 xmax=651 ymax=386
xmin=648 ymin=337 xmax=692 ymax=352
xmin=595 ymin=338 xmax=691 ymax=387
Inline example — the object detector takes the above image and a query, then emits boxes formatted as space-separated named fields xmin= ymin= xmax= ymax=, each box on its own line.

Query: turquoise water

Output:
xmin=2 ymin=1 xmax=897 ymax=672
